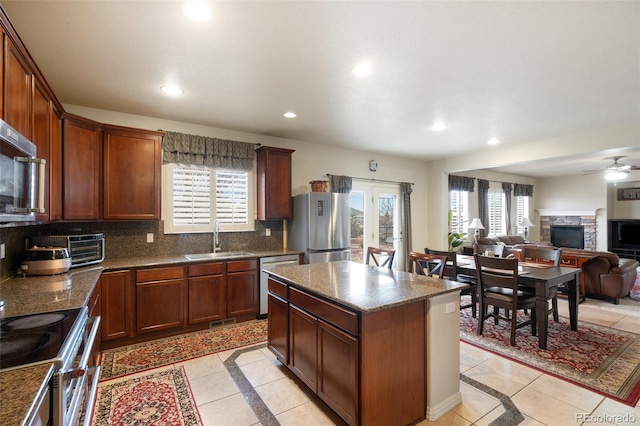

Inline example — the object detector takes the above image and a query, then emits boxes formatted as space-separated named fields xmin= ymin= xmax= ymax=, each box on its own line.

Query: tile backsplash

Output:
xmin=0 ymin=220 xmax=283 ymax=281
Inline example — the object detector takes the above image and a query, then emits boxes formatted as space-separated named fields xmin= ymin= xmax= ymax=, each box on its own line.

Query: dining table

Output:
xmin=456 ymin=254 xmax=581 ymax=350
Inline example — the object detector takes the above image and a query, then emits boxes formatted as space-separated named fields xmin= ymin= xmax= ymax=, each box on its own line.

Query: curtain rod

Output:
xmin=326 ymin=173 xmax=414 ymax=185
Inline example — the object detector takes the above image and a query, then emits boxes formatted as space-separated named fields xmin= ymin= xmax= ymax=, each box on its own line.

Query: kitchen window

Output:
xmin=162 ymin=163 xmax=255 ymax=234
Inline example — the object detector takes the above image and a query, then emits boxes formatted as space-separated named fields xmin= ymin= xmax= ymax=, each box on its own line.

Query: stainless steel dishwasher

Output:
xmin=259 ymin=254 xmax=300 ymax=318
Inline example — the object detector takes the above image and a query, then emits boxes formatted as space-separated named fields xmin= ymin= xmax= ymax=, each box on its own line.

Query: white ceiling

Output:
xmin=1 ymin=1 xmax=639 ymax=177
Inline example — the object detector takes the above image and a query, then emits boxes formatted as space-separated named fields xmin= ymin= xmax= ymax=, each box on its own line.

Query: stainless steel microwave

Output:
xmin=0 ymin=118 xmax=46 ymax=222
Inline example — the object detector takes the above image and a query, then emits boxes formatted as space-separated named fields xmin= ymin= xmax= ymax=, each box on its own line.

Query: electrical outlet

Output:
xmin=265 ymin=228 xmax=271 ymax=237
xmin=445 ymin=302 xmax=456 ymax=314
xmin=147 ymin=233 xmax=154 ymax=243
xmin=0 ymin=243 xmax=5 ymax=259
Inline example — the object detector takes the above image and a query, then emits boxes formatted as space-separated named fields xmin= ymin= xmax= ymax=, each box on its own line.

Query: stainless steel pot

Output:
xmin=20 ymin=246 xmax=72 ymax=275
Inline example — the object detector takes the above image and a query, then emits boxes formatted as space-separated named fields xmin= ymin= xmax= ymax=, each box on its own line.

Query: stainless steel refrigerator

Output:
xmin=288 ymin=192 xmax=351 ymax=263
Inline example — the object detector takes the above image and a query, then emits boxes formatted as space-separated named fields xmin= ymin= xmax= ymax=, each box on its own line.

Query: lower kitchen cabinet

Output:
xmin=226 ymin=259 xmax=258 ymax=319
xmin=136 ymin=266 xmax=186 ymax=334
xmin=267 ymin=292 xmax=288 ymax=364
xmin=289 ymin=305 xmax=318 ymax=390
xmin=100 ymin=270 xmax=134 ymax=341
xmin=188 ymin=262 xmax=225 ymax=324
xmin=87 ymin=279 xmax=101 ymax=367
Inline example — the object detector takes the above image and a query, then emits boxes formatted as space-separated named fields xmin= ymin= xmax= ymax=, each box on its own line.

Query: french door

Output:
xmin=349 ymin=182 xmax=401 ymax=268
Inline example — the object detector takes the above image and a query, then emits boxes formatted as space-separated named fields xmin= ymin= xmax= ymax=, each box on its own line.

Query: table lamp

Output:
xmin=521 ymin=217 xmax=534 ymax=240
xmin=468 ymin=218 xmax=485 ymax=243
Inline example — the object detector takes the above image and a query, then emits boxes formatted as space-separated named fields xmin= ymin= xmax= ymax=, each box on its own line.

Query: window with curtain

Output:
xmin=487 ymin=190 xmax=505 ymax=235
xmin=449 ymin=190 xmax=468 ymax=234
xmin=162 ymin=163 xmax=255 ymax=234
xmin=515 ymin=196 xmax=530 ymax=234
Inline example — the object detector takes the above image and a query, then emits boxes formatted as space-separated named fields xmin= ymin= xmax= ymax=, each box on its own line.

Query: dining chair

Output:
xmin=473 ymin=243 xmax=505 ymax=257
xmin=520 ymin=246 xmax=563 ymax=322
xmin=366 ymin=246 xmax=396 ymax=269
xmin=475 ymin=253 xmax=537 ymax=346
xmin=408 ymin=252 xmax=447 ymax=278
xmin=426 ymin=248 xmax=478 ymax=318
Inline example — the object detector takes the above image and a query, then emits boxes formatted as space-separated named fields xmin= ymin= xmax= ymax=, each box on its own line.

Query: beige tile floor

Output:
xmin=106 ymin=297 xmax=640 ymax=426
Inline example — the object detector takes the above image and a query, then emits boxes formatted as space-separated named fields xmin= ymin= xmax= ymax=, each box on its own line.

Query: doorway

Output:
xmin=350 ymin=182 xmax=401 ymax=268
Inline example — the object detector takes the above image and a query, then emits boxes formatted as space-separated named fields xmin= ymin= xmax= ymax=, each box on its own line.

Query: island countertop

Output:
xmin=265 ymin=260 xmax=468 ymax=312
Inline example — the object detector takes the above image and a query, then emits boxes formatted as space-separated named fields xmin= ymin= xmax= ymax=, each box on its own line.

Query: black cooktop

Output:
xmin=0 ymin=308 xmax=81 ymax=370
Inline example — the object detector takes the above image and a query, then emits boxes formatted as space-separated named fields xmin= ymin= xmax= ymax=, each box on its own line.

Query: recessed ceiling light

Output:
xmin=284 ymin=112 xmax=297 ymax=118
xmin=431 ymin=122 xmax=447 ymax=131
xmin=487 ymin=137 xmax=500 ymax=145
xmin=352 ymin=64 xmax=373 ymax=77
xmin=183 ymin=1 xmax=212 ymax=22
xmin=161 ymin=85 xmax=184 ymax=96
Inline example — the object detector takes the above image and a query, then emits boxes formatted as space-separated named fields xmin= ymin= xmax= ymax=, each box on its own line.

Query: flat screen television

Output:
xmin=610 ymin=220 xmax=640 ymax=249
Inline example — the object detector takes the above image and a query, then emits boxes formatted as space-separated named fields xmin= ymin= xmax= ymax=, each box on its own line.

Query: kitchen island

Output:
xmin=265 ymin=260 xmax=468 ymax=425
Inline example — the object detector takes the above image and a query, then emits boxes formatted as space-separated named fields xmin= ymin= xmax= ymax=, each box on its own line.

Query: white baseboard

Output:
xmin=427 ymin=391 xmax=462 ymax=421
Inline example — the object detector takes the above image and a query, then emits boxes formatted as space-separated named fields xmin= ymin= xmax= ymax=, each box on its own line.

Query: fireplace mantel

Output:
xmin=536 ymin=209 xmax=596 ymax=217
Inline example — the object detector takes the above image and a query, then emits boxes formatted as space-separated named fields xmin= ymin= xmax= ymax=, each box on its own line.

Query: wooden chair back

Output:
xmin=521 ymin=247 xmax=562 ymax=266
xmin=474 ymin=254 xmax=519 ymax=300
xmin=366 ymin=247 xmax=396 ymax=269
xmin=408 ymin=252 xmax=447 ymax=278
xmin=424 ymin=248 xmax=457 ymax=280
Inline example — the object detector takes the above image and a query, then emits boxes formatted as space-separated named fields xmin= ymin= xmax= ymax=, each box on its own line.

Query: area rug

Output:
xmin=459 ymin=306 xmax=640 ymax=406
xmin=92 ymin=366 xmax=202 ymax=426
xmin=101 ymin=319 xmax=268 ymax=379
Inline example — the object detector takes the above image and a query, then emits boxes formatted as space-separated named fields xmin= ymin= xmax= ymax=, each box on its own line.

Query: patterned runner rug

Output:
xmin=100 ymin=319 xmax=268 ymax=380
xmin=93 ymin=366 xmax=202 ymax=426
xmin=459 ymin=305 xmax=640 ymax=406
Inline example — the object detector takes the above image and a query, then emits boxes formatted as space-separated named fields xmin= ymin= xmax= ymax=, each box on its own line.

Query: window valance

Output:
xmin=162 ymin=130 xmax=257 ymax=170
xmin=448 ymin=175 xmax=475 ymax=192
xmin=514 ymin=183 xmax=534 ymax=197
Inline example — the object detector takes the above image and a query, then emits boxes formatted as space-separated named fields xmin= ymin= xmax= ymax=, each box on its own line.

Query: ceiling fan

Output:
xmin=581 ymin=156 xmax=640 ymax=181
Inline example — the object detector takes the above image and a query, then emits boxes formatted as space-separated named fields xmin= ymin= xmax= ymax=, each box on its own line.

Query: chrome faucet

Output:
xmin=213 ymin=219 xmax=221 ymax=252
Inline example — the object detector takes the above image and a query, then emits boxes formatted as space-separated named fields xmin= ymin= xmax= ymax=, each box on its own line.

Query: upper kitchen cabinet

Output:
xmin=256 ymin=146 xmax=295 ymax=220
xmin=3 ymin=35 xmax=31 ymax=137
xmin=62 ymin=114 xmax=164 ymax=221
xmin=103 ymin=125 xmax=163 ymax=220
xmin=63 ymin=114 xmax=102 ymax=220
xmin=31 ymin=80 xmax=52 ymax=221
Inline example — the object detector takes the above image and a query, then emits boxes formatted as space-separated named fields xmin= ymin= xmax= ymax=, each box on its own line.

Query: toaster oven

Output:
xmin=31 ymin=233 xmax=105 ymax=267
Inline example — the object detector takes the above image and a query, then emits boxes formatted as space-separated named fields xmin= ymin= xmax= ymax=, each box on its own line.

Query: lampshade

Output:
xmin=468 ymin=218 xmax=485 ymax=230
xmin=604 ymin=169 xmax=629 ymax=181
xmin=521 ymin=217 xmax=534 ymax=227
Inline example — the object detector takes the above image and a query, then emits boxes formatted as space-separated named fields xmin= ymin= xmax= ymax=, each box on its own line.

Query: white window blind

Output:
xmin=449 ymin=190 xmax=468 ymax=233
xmin=163 ymin=164 xmax=254 ymax=234
xmin=215 ymin=170 xmax=249 ymax=225
xmin=172 ymin=167 xmax=212 ymax=227
xmin=487 ymin=191 xmax=505 ymax=235
xmin=516 ymin=196 xmax=530 ymax=234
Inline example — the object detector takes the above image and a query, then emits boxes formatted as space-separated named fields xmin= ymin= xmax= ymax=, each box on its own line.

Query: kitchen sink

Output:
xmin=184 ymin=251 xmax=254 ymax=261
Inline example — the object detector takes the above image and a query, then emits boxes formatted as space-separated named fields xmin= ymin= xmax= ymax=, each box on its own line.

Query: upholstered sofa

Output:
xmin=560 ymin=249 xmax=638 ymax=304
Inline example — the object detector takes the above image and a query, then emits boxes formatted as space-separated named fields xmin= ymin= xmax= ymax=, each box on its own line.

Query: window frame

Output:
xmin=449 ymin=190 xmax=469 ymax=235
xmin=487 ymin=190 xmax=506 ymax=236
xmin=162 ymin=163 xmax=256 ymax=234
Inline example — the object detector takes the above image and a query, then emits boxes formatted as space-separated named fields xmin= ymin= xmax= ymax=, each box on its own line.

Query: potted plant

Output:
xmin=447 ymin=210 xmax=467 ymax=252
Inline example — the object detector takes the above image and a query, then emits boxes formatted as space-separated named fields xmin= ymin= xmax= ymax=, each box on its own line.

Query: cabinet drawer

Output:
xmin=189 ymin=262 xmax=224 ymax=277
xmin=227 ymin=259 xmax=257 ymax=272
xmin=289 ymin=287 xmax=358 ymax=336
xmin=137 ymin=266 xmax=184 ymax=282
xmin=268 ymin=278 xmax=288 ymax=299
xmin=560 ymin=257 xmax=578 ymax=267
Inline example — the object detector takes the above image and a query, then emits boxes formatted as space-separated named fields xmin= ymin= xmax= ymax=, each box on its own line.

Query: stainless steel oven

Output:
xmin=0 ymin=118 xmax=46 ymax=222
xmin=0 ymin=306 xmax=101 ymax=426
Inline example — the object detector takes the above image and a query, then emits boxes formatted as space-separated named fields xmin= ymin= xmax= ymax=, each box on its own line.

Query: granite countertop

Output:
xmin=0 ymin=363 xmax=53 ymax=426
xmin=266 ymin=260 xmax=469 ymax=313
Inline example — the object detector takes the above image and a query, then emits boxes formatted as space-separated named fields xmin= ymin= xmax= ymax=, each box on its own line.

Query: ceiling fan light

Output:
xmin=604 ymin=169 xmax=629 ymax=181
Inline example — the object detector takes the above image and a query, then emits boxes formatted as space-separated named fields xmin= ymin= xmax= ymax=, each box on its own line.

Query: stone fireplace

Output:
xmin=537 ymin=210 xmax=596 ymax=250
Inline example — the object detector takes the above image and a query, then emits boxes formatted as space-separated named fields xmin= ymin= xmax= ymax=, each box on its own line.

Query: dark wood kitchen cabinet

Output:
xmin=31 ymin=80 xmax=52 ymax=221
xmin=188 ymin=262 xmax=226 ymax=324
xmin=62 ymin=114 xmax=102 ymax=220
xmin=103 ymin=125 xmax=163 ymax=220
xmin=3 ymin=36 xmax=32 ymax=137
xmin=256 ymin=146 xmax=295 ymax=220
xmin=87 ymin=280 xmax=102 ymax=367
xmin=101 ymin=270 xmax=134 ymax=341
xmin=136 ymin=266 xmax=186 ymax=334
xmin=49 ymin=107 xmax=63 ymax=220
xmin=226 ymin=259 xmax=258 ymax=319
